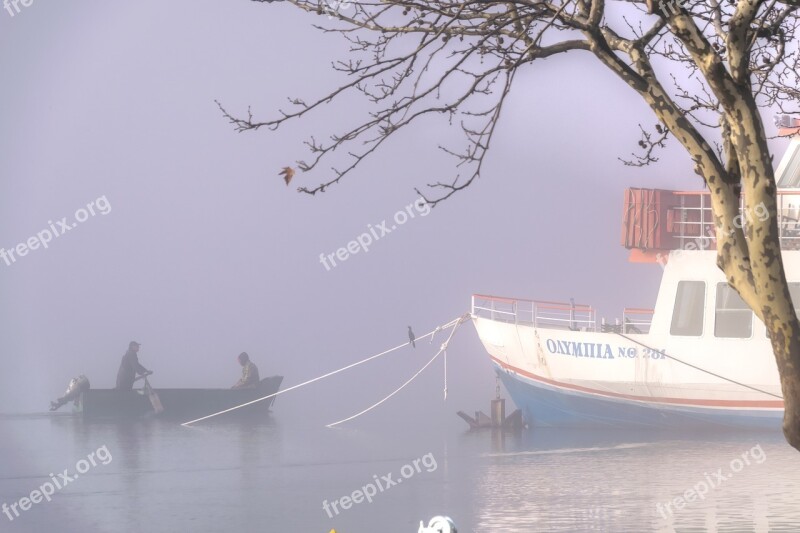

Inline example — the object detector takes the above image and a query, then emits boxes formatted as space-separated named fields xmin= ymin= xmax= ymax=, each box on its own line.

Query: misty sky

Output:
xmin=0 ymin=0 xmax=793 ymax=429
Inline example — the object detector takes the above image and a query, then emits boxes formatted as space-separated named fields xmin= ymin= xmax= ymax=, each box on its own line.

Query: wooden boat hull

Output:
xmin=77 ymin=376 xmax=283 ymax=420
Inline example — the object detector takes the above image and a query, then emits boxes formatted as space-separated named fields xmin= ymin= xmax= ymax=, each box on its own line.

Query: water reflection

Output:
xmin=470 ymin=428 xmax=800 ymax=532
xmin=38 ymin=416 xmax=284 ymax=532
xmin=4 ymin=414 xmax=800 ymax=531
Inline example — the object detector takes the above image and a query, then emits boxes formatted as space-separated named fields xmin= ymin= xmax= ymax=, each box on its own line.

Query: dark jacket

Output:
xmin=115 ymin=350 xmax=149 ymax=389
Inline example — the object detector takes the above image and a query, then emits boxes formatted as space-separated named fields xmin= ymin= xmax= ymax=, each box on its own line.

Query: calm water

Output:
xmin=1 ymin=414 xmax=799 ymax=532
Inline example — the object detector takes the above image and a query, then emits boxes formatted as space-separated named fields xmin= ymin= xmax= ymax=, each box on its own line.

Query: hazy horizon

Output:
xmin=0 ymin=0 xmax=793 ymax=423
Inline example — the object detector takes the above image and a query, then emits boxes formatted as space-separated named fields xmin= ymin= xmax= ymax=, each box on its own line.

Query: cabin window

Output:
xmin=715 ymin=284 xmax=752 ymax=338
xmin=670 ymin=281 xmax=705 ymax=336
xmin=789 ymin=283 xmax=800 ymax=311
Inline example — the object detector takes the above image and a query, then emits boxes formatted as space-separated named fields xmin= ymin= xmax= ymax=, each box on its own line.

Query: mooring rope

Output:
xmin=180 ymin=315 xmax=468 ymax=426
xmin=443 ymin=340 xmax=448 ymax=400
xmin=326 ymin=314 xmax=468 ymax=428
xmin=613 ymin=331 xmax=783 ymax=400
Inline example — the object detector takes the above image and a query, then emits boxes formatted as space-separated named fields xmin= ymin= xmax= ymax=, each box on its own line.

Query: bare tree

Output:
xmin=219 ymin=0 xmax=800 ymax=449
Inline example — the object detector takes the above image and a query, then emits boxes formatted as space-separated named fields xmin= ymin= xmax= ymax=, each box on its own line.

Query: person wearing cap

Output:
xmin=232 ymin=352 xmax=260 ymax=389
xmin=115 ymin=341 xmax=152 ymax=390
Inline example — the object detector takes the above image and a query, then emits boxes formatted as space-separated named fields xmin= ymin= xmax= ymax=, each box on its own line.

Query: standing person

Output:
xmin=116 ymin=341 xmax=152 ymax=389
xmin=232 ymin=352 xmax=260 ymax=389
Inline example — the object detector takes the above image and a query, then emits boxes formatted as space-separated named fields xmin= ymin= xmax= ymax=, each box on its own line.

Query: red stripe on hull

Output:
xmin=491 ymin=356 xmax=784 ymax=409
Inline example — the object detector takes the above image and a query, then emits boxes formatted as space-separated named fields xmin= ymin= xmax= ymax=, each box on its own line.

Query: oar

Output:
xmin=144 ymin=376 xmax=164 ymax=414
xmin=134 ymin=374 xmax=164 ymax=414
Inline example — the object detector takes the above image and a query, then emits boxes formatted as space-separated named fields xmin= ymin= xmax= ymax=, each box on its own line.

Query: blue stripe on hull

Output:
xmin=495 ymin=364 xmax=782 ymax=430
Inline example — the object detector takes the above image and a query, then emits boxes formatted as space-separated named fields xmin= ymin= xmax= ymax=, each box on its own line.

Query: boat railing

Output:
xmin=472 ymin=294 xmax=597 ymax=331
xmin=622 ymin=307 xmax=654 ymax=334
xmin=671 ymin=191 xmax=800 ymax=250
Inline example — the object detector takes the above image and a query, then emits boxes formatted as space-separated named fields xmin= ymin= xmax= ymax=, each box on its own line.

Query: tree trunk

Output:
xmin=722 ymin=91 xmax=800 ymax=450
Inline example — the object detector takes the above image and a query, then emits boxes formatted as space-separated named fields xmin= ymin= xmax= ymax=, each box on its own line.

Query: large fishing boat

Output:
xmin=471 ymin=118 xmax=800 ymax=429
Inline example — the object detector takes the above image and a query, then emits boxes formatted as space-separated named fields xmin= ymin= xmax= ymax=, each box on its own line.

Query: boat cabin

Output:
xmin=473 ymin=125 xmax=800 ymax=343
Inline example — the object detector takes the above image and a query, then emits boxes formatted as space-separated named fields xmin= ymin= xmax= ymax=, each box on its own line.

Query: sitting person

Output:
xmin=232 ymin=352 xmax=260 ymax=389
xmin=50 ymin=375 xmax=91 ymax=411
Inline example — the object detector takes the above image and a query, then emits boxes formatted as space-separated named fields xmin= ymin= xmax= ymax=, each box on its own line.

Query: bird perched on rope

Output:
xmin=408 ymin=326 xmax=416 ymax=348
xmin=279 ymin=166 xmax=295 ymax=186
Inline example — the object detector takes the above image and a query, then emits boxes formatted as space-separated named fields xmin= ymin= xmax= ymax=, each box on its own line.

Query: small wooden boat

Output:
xmin=76 ymin=376 xmax=283 ymax=420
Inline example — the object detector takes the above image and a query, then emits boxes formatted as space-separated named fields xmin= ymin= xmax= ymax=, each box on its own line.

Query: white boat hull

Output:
xmin=474 ymin=315 xmax=783 ymax=429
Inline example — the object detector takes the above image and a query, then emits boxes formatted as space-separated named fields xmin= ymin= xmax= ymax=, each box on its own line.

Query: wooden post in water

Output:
xmin=491 ymin=398 xmax=505 ymax=427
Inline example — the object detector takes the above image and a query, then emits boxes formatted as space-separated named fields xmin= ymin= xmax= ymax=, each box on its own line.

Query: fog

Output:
xmin=0 ymin=0 xmax=791 ymax=429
